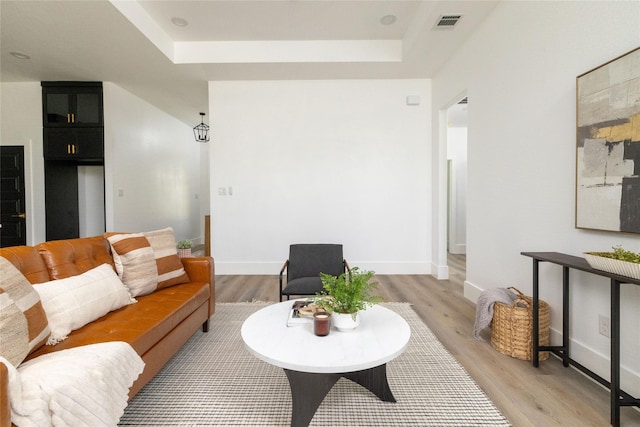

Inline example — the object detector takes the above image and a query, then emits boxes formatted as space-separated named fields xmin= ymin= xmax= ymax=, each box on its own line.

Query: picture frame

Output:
xmin=575 ymin=47 xmax=640 ymax=234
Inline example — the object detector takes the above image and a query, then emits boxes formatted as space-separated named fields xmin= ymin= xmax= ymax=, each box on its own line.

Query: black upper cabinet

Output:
xmin=44 ymin=128 xmax=104 ymax=161
xmin=42 ymin=82 xmax=103 ymax=127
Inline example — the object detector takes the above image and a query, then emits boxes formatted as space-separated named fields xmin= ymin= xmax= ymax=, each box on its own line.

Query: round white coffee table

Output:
xmin=241 ymin=300 xmax=411 ymax=427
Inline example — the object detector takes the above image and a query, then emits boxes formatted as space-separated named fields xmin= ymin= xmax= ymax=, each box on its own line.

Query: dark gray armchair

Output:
xmin=279 ymin=244 xmax=349 ymax=301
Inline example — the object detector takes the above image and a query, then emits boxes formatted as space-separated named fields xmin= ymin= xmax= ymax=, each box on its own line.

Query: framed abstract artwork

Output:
xmin=576 ymin=47 xmax=640 ymax=234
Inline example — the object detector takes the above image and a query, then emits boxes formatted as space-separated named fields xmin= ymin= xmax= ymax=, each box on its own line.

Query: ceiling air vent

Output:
xmin=434 ymin=14 xmax=462 ymax=30
xmin=458 ymin=97 xmax=468 ymax=105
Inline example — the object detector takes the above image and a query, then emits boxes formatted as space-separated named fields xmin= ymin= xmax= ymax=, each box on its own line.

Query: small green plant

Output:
xmin=177 ymin=239 xmax=193 ymax=249
xmin=313 ymin=267 xmax=383 ymax=319
xmin=590 ymin=246 xmax=640 ymax=263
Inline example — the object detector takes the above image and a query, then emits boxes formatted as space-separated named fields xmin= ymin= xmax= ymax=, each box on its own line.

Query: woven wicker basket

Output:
xmin=490 ymin=287 xmax=550 ymax=361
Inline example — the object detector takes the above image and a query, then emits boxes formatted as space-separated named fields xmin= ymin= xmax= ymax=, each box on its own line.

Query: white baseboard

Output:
xmin=214 ymin=262 xmax=282 ymax=275
xmin=463 ymin=279 xmax=483 ymax=303
xmin=190 ymin=236 xmax=204 ymax=246
xmin=449 ymin=244 xmax=466 ymax=255
xmin=549 ymin=328 xmax=640 ymax=398
xmin=465 ymin=279 xmax=640 ymax=398
xmin=214 ymin=261 xmax=432 ymax=275
xmin=430 ymin=262 xmax=449 ymax=280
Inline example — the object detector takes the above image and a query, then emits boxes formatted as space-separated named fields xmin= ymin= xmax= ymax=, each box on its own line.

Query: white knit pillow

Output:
xmin=34 ymin=264 xmax=136 ymax=344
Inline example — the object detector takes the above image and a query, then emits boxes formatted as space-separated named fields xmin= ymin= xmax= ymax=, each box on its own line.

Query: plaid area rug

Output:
xmin=119 ymin=302 xmax=511 ymax=426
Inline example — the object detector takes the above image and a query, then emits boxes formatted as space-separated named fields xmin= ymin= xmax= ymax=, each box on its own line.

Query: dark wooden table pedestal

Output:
xmin=284 ymin=364 xmax=395 ymax=427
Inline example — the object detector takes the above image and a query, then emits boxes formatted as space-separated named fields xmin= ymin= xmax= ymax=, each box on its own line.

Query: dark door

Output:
xmin=0 ymin=146 xmax=27 ymax=247
xmin=45 ymin=161 xmax=79 ymax=241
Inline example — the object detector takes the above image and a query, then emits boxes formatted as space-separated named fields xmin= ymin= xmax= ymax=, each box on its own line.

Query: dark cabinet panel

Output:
xmin=75 ymin=92 xmax=101 ymax=124
xmin=45 ymin=162 xmax=79 ymax=241
xmin=42 ymin=82 xmax=103 ymax=127
xmin=42 ymin=81 xmax=104 ymax=241
xmin=44 ymin=128 xmax=104 ymax=161
xmin=44 ymin=92 xmax=70 ymax=125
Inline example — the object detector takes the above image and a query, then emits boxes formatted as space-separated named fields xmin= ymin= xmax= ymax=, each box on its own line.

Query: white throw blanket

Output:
xmin=1 ymin=341 xmax=144 ymax=427
xmin=473 ymin=287 xmax=518 ymax=340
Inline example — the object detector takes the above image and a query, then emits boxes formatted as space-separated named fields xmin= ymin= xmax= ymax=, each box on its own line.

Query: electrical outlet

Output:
xmin=598 ymin=314 xmax=610 ymax=338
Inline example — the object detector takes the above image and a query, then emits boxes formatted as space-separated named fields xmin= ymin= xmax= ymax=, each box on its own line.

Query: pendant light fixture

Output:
xmin=193 ymin=112 xmax=210 ymax=142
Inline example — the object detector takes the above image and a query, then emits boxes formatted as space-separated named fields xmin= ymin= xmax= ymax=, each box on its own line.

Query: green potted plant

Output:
xmin=313 ymin=267 xmax=383 ymax=332
xmin=177 ymin=239 xmax=193 ymax=258
xmin=584 ymin=245 xmax=640 ymax=279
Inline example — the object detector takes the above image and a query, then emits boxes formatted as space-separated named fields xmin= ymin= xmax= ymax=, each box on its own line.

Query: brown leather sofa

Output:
xmin=0 ymin=235 xmax=215 ymax=427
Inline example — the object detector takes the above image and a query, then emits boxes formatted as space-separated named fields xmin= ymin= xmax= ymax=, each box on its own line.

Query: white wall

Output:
xmin=210 ymin=79 xmax=431 ymax=274
xmin=447 ymin=127 xmax=467 ymax=254
xmin=432 ymin=1 xmax=640 ymax=396
xmin=77 ymin=165 xmax=105 ymax=237
xmin=0 ymin=81 xmax=204 ymax=246
xmin=0 ymin=82 xmax=46 ymax=244
xmin=103 ymin=83 xmax=203 ymax=243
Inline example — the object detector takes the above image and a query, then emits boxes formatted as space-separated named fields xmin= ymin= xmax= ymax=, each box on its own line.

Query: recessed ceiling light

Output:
xmin=10 ymin=51 xmax=30 ymax=60
xmin=380 ymin=15 xmax=397 ymax=26
xmin=171 ymin=17 xmax=188 ymax=27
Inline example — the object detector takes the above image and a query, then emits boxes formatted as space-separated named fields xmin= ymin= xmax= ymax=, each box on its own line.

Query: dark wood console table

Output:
xmin=521 ymin=252 xmax=640 ymax=427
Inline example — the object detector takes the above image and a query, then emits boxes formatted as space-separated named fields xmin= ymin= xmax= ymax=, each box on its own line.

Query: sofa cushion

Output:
xmin=107 ymin=233 xmax=159 ymax=296
xmin=0 ymin=246 xmax=50 ymax=284
xmin=0 ymin=289 xmax=29 ymax=366
xmin=0 ymin=257 xmax=50 ymax=359
xmin=34 ymin=264 xmax=136 ymax=344
xmin=26 ymin=282 xmax=210 ymax=361
xmin=36 ymin=236 xmax=115 ymax=280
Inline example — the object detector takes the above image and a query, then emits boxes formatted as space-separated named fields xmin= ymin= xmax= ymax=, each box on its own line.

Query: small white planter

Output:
xmin=333 ymin=312 xmax=360 ymax=332
xmin=178 ymin=248 xmax=192 ymax=258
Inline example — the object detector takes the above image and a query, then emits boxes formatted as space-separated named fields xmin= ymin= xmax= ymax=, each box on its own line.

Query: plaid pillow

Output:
xmin=0 ymin=257 xmax=50 ymax=362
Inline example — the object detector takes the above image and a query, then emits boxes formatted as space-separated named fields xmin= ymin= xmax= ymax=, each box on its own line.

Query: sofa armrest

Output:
xmin=1 ymin=361 xmax=10 ymax=427
xmin=182 ymin=256 xmax=215 ymax=318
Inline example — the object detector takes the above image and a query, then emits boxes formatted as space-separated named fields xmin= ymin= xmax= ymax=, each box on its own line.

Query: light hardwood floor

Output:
xmin=214 ymin=255 xmax=640 ymax=427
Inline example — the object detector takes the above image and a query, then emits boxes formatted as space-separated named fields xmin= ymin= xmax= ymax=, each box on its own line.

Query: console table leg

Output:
xmin=611 ymin=279 xmax=621 ymax=427
xmin=533 ymin=260 xmax=540 ymax=368
xmin=562 ymin=267 xmax=570 ymax=367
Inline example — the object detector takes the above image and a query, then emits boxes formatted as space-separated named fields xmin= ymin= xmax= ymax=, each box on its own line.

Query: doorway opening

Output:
xmin=446 ymin=97 xmax=468 ymax=281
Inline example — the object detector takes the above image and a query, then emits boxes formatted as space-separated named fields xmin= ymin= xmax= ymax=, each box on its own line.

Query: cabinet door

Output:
xmin=74 ymin=88 xmax=103 ymax=126
xmin=42 ymin=84 xmax=103 ymax=127
xmin=43 ymin=90 xmax=71 ymax=126
xmin=45 ymin=161 xmax=79 ymax=240
xmin=44 ymin=128 xmax=103 ymax=161
xmin=75 ymin=128 xmax=104 ymax=159
xmin=44 ymin=129 xmax=76 ymax=160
